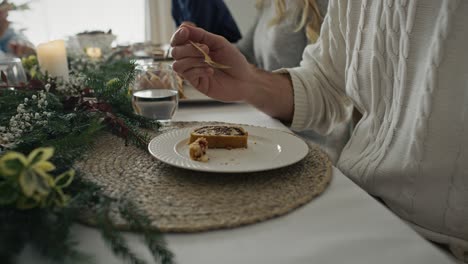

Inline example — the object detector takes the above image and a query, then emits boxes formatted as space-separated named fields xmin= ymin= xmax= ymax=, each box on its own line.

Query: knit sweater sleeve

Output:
xmin=281 ymin=0 xmax=351 ymax=135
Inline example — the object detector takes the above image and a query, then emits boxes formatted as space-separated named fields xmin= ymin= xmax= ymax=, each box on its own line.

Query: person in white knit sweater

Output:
xmin=170 ymin=0 xmax=468 ymax=261
xmin=236 ymin=0 xmax=350 ymax=163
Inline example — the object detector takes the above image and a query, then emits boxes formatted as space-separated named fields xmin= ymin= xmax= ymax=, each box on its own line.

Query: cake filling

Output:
xmin=189 ymin=137 xmax=209 ymax=162
xmin=194 ymin=126 xmax=245 ymax=136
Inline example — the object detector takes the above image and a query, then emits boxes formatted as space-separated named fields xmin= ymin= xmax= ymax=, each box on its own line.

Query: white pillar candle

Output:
xmin=36 ymin=40 xmax=69 ymax=80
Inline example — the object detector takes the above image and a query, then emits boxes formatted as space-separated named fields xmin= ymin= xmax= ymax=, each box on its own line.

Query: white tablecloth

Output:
xmin=19 ymin=102 xmax=457 ymax=264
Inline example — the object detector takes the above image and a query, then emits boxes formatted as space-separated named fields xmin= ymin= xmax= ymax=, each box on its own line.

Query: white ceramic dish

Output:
xmin=148 ymin=125 xmax=309 ymax=173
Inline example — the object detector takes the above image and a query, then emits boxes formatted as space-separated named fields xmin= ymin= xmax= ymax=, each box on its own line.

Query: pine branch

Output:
xmin=115 ymin=114 xmax=155 ymax=149
xmin=0 ymin=89 xmax=31 ymax=126
xmin=96 ymin=200 xmax=148 ymax=264
xmin=85 ymin=60 xmax=137 ymax=117
xmin=14 ymin=113 xmax=105 ymax=172
xmin=119 ymin=202 xmax=174 ymax=264
xmin=0 ymin=58 xmax=171 ymax=264
xmin=0 ymin=209 xmax=27 ymax=264
xmin=0 ymin=207 xmax=92 ymax=264
xmin=28 ymin=208 xmax=92 ymax=264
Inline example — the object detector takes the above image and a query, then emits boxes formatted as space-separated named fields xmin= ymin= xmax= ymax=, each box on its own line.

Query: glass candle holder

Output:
xmin=131 ymin=62 xmax=179 ymax=121
xmin=0 ymin=57 xmax=28 ymax=89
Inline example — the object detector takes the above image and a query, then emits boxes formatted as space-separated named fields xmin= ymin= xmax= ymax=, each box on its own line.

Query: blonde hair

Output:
xmin=256 ymin=0 xmax=323 ymax=43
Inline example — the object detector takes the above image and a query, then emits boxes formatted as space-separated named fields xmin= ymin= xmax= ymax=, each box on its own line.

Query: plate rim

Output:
xmin=148 ymin=125 xmax=309 ymax=173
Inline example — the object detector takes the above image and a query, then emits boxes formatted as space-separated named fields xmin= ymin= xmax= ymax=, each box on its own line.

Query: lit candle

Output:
xmin=86 ymin=47 xmax=102 ymax=59
xmin=36 ymin=40 xmax=69 ymax=80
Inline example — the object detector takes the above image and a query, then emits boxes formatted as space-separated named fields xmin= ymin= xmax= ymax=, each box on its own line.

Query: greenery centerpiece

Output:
xmin=0 ymin=51 xmax=173 ymax=263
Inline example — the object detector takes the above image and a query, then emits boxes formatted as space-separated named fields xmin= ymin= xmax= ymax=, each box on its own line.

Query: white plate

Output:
xmin=148 ymin=126 xmax=309 ymax=173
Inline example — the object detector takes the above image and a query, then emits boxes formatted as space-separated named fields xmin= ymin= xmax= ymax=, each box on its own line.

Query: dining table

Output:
xmin=17 ymin=92 xmax=458 ymax=264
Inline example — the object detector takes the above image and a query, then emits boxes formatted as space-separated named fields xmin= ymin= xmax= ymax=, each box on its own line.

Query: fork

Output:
xmin=189 ymin=40 xmax=231 ymax=69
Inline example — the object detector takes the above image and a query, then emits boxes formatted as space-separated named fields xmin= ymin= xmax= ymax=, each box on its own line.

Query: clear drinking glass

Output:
xmin=131 ymin=62 xmax=179 ymax=121
xmin=0 ymin=57 xmax=28 ymax=89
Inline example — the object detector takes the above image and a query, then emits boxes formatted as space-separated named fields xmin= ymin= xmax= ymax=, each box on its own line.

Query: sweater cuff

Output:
xmin=273 ymin=68 xmax=309 ymax=131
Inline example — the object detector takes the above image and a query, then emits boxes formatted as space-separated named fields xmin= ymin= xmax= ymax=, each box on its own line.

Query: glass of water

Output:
xmin=131 ymin=62 xmax=179 ymax=121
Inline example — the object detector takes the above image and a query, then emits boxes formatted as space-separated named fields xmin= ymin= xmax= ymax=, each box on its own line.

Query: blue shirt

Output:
xmin=0 ymin=28 xmax=17 ymax=53
xmin=0 ymin=28 xmax=29 ymax=54
xmin=172 ymin=0 xmax=242 ymax=43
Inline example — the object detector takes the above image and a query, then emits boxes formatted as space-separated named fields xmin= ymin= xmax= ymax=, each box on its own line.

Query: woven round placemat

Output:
xmin=75 ymin=121 xmax=332 ymax=232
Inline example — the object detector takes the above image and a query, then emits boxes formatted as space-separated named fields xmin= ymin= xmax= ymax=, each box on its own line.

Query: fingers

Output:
xmin=182 ymin=67 xmax=214 ymax=88
xmin=170 ymin=27 xmax=189 ymax=46
xmin=0 ymin=19 xmax=9 ymax=32
xmin=0 ymin=9 xmax=8 ymax=20
xmin=171 ymin=43 xmax=208 ymax=60
xmin=180 ymin=21 xmax=196 ymax=27
xmin=9 ymin=42 xmax=34 ymax=57
xmin=170 ymin=25 xmax=226 ymax=50
xmin=172 ymin=57 xmax=208 ymax=74
xmin=198 ymin=76 xmax=211 ymax=95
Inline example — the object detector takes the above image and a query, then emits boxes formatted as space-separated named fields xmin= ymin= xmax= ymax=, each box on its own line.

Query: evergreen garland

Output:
xmin=0 ymin=56 xmax=172 ymax=264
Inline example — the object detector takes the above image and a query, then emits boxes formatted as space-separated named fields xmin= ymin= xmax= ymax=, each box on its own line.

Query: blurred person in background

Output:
xmin=0 ymin=2 xmax=34 ymax=58
xmin=237 ymin=0 xmax=328 ymax=71
xmin=171 ymin=0 xmax=241 ymax=43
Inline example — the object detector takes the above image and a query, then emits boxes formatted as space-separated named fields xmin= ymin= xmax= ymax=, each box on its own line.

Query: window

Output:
xmin=8 ymin=0 xmax=146 ymax=46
